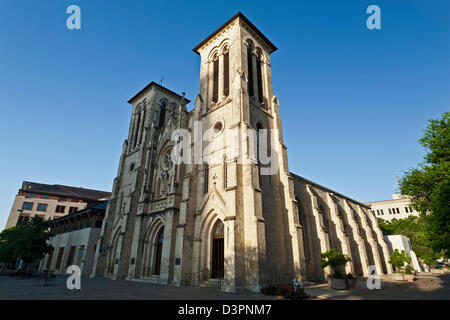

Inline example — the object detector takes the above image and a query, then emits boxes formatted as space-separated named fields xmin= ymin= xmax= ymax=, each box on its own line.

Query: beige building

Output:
xmin=366 ymin=194 xmax=419 ymax=221
xmin=40 ymin=202 xmax=107 ymax=276
xmin=5 ymin=181 xmax=111 ymax=230
xmin=91 ymin=12 xmax=392 ymax=292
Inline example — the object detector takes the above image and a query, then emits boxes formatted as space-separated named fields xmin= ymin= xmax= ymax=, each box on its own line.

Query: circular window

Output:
xmin=213 ymin=121 xmax=223 ymax=134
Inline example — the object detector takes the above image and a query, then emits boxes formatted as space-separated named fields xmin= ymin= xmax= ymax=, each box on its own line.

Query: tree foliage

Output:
xmin=320 ymin=249 xmax=351 ymax=278
xmin=0 ymin=216 xmax=53 ymax=263
xmin=388 ymin=249 xmax=411 ymax=272
xmin=400 ymin=111 xmax=450 ymax=257
xmin=377 ymin=216 xmax=442 ymax=265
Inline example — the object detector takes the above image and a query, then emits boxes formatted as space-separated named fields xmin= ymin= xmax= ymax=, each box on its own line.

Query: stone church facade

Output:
xmin=91 ymin=12 xmax=392 ymax=292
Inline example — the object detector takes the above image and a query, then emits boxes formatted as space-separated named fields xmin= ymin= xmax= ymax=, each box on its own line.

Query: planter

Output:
xmin=391 ymin=273 xmax=405 ymax=281
xmin=404 ymin=274 xmax=414 ymax=282
xmin=331 ymin=278 xmax=348 ymax=290
xmin=346 ymin=278 xmax=357 ymax=289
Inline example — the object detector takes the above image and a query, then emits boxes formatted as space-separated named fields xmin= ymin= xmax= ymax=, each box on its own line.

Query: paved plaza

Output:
xmin=0 ymin=273 xmax=448 ymax=300
xmin=0 ymin=276 xmax=275 ymax=300
xmin=304 ymin=273 xmax=450 ymax=300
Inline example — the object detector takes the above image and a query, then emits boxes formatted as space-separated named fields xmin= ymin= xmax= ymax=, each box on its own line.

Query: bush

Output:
xmin=345 ymin=273 xmax=356 ymax=279
xmin=261 ymin=283 xmax=310 ymax=300
xmin=320 ymin=249 xmax=352 ymax=279
xmin=404 ymin=265 xmax=414 ymax=275
xmin=284 ymin=288 xmax=310 ymax=300
xmin=261 ymin=284 xmax=291 ymax=296
xmin=389 ymin=249 xmax=411 ymax=272
xmin=331 ymin=270 xmax=346 ymax=279
xmin=320 ymin=249 xmax=352 ymax=270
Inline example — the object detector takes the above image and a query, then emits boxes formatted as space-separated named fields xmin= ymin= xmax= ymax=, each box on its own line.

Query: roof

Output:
xmin=50 ymin=201 xmax=108 ymax=223
xmin=88 ymin=201 xmax=108 ymax=211
xmin=290 ymin=173 xmax=370 ymax=209
xmin=127 ymin=81 xmax=191 ymax=104
xmin=20 ymin=181 xmax=111 ymax=201
xmin=192 ymin=12 xmax=278 ymax=54
xmin=365 ymin=198 xmax=410 ymax=205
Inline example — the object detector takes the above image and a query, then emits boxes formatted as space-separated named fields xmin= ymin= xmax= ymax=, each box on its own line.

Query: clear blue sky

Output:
xmin=0 ymin=0 xmax=448 ymax=229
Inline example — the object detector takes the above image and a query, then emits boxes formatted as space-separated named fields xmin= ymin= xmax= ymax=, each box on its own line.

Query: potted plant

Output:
xmin=345 ymin=273 xmax=357 ymax=289
xmin=320 ymin=249 xmax=352 ymax=290
xmin=404 ymin=265 xmax=415 ymax=282
xmin=388 ymin=249 xmax=411 ymax=281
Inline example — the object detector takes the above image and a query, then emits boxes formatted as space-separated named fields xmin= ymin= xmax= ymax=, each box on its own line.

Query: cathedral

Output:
xmin=91 ymin=12 xmax=393 ymax=292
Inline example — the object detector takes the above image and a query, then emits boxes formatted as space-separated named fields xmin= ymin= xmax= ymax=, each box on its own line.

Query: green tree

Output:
xmin=377 ymin=216 xmax=439 ymax=265
xmin=400 ymin=111 xmax=450 ymax=257
xmin=0 ymin=216 xmax=53 ymax=263
xmin=320 ymin=249 xmax=351 ymax=278
xmin=389 ymin=249 xmax=411 ymax=272
xmin=0 ymin=227 xmax=20 ymax=264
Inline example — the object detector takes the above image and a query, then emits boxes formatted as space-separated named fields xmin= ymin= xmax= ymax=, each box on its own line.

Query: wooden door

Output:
xmin=211 ymin=221 xmax=224 ymax=279
xmin=154 ymin=227 xmax=164 ymax=275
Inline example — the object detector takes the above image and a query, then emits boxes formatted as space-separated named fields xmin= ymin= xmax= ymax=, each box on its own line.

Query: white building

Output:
xmin=366 ymin=194 xmax=419 ymax=221
xmin=384 ymin=235 xmax=421 ymax=272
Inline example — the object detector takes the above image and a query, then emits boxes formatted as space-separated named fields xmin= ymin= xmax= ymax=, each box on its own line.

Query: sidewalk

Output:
xmin=0 ymin=273 xmax=448 ymax=300
xmin=303 ymin=273 xmax=450 ymax=300
xmin=0 ymin=276 xmax=275 ymax=300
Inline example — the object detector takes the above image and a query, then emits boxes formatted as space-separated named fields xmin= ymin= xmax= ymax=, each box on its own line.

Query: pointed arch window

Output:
xmin=223 ymin=49 xmax=229 ymax=97
xmin=212 ymin=56 xmax=219 ymax=103
xmin=247 ymin=46 xmax=254 ymax=97
xmin=319 ymin=205 xmax=330 ymax=233
xmin=139 ymin=108 xmax=146 ymax=145
xmin=223 ymin=157 xmax=228 ymax=189
xmin=158 ymin=102 xmax=166 ymax=127
xmin=256 ymin=122 xmax=264 ymax=163
xmin=133 ymin=111 xmax=141 ymax=148
xmin=256 ymin=53 xmax=263 ymax=103
xmin=204 ymin=163 xmax=209 ymax=194
xmin=296 ymin=198 xmax=309 ymax=261
xmin=338 ymin=210 xmax=349 ymax=234
xmin=156 ymin=177 xmax=161 ymax=197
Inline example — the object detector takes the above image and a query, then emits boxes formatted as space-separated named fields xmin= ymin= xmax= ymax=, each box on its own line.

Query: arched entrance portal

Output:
xmin=154 ymin=227 xmax=164 ymax=275
xmin=211 ymin=220 xmax=224 ymax=279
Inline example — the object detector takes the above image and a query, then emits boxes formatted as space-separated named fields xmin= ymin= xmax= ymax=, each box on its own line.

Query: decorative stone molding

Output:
xmin=150 ymin=199 xmax=168 ymax=213
xmin=203 ymin=96 xmax=232 ymax=117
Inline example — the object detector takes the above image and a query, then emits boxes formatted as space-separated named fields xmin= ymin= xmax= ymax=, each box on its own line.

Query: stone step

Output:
xmin=199 ymin=279 xmax=223 ymax=288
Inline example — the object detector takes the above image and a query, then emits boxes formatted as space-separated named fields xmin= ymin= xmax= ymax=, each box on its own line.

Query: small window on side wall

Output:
xmin=204 ymin=163 xmax=209 ymax=194
xmin=37 ymin=203 xmax=48 ymax=212
xmin=158 ymin=102 xmax=166 ymax=127
xmin=212 ymin=56 xmax=219 ymax=103
xmin=69 ymin=207 xmax=78 ymax=214
xmin=22 ymin=202 xmax=33 ymax=210
xmin=223 ymin=49 xmax=229 ymax=97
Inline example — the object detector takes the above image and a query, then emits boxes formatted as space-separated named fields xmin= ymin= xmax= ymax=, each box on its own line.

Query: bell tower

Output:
xmin=187 ymin=12 xmax=307 ymax=292
xmin=193 ymin=12 xmax=277 ymax=123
